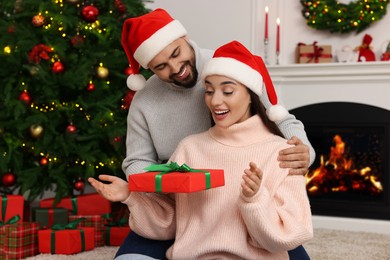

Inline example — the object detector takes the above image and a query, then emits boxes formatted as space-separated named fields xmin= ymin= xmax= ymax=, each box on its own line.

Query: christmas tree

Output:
xmin=0 ymin=0 xmax=150 ymax=202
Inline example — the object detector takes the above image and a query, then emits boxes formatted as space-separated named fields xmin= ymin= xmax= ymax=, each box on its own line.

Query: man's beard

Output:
xmin=170 ymin=62 xmax=198 ymax=88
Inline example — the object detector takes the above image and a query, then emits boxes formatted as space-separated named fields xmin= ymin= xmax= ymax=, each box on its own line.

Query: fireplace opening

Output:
xmin=290 ymin=102 xmax=390 ymax=220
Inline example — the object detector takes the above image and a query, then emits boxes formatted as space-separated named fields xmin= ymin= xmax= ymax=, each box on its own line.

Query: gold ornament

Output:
xmin=30 ymin=124 xmax=44 ymax=138
xmin=30 ymin=66 xmax=40 ymax=76
xmin=97 ymin=66 xmax=109 ymax=79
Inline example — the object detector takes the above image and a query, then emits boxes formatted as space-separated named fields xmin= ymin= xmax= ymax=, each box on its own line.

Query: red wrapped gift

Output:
xmin=1 ymin=195 xmax=24 ymax=222
xmin=128 ymin=162 xmax=225 ymax=193
xmin=69 ymin=215 xmax=105 ymax=247
xmin=104 ymin=226 xmax=131 ymax=246
xmin=32 ymin=207 xmax=68 ymax=229
xmin=38 ymin=221 xmax=95 ymax=254
xmin=39 ymin=193 xmax=110 ymax=215
xmin=295 ymin=41 xmax=333 ymax=63
xmin=0 ymin=222 xmax=39 ymax=259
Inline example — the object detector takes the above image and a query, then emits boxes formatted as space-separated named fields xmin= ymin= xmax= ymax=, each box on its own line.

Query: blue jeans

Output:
xmin=115 ymin=231 xmax=310 ymax=259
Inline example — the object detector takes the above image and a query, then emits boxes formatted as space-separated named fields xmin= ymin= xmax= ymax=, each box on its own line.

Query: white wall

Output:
xmin=146 ymin=0 xmax=390 ymax=65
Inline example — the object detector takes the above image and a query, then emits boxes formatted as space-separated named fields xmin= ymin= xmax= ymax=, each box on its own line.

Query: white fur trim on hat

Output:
xmin=134 ymin=20 xmax=187 ymax=69
xmin=201 ymin=57 xmax=263 ymax=97
xmin=267 ymin=104 xmax=289 ymax=122
xmin=126 ymin=74 xmax=146 ymax=91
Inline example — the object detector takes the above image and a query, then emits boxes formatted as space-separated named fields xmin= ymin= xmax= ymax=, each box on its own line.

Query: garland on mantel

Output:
xmin=300 ymin=0 xmax=389 ymax=33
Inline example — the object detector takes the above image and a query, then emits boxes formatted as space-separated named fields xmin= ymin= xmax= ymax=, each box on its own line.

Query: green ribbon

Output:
xmin=71 ymin=197 xmax=78 ymax=215
xmin=1 ymin=196 xmax=21 ymax=226
xmin=144 ymin=162 xmax=211 ymax=193
xmin=50 ymin=218 xmax=87 ymax=254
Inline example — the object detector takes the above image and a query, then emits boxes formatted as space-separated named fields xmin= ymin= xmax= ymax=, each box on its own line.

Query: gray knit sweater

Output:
xmin=122 ymin=41 xmax=315 ymax=177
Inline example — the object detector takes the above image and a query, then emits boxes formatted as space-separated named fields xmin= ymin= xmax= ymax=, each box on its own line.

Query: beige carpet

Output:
xmin=25 ymin=228 xmax=390 ymax=259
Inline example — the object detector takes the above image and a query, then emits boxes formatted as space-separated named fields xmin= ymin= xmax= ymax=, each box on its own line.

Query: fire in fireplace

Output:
xmin=291 ymin=102 xmax=390 ymax=220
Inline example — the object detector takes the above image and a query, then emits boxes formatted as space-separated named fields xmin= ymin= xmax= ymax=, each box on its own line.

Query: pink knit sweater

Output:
xmin=123 ymin=115 xmax=313 ymax=259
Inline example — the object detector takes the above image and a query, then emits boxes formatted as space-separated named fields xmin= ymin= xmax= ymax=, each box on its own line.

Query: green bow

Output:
xmin=0 ymin=214 xmax=20 ymax=226
xmin=51 ymin=217 xmax=86 ymax=230
xmin=144 ymin=162 xmax=211 ymax=192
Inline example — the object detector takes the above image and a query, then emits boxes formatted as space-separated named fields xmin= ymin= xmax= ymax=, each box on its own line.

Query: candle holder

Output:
xmin=276 ymin=51 xmax=280 ymax=65
xmin=264 ymin=38 xmax=269 ymax=65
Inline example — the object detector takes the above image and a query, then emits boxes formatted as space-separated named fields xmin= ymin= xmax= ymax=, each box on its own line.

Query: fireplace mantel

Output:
xmin=268 ymin=62 xmax=390 ymax=234
xmin=268 ymin=62 xmax=390 ymax=111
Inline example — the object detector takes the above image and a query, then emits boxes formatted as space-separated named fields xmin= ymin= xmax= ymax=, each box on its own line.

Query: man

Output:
xmin=118 ymin=8 xmax=314 ymax=259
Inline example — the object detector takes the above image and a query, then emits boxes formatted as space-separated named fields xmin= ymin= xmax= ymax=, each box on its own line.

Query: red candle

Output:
xmin=264 ymin=6 xmax=269 ymax=40
xmin=276 ymin=18 xmax=280 ymax=52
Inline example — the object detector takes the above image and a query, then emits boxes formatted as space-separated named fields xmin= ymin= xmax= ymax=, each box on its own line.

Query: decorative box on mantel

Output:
xmin=267 ymin=61 xmax=390 ymax=235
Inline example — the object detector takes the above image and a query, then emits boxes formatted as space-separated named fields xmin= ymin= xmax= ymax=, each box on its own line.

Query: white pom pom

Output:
xmin=267 ymin=104 xmax=289 ymax=122
xmin=126 ymin=74 xmax=146 ymax=91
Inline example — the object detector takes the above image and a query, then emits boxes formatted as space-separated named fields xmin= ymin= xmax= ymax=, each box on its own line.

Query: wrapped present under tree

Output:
xmin=69 ymin=215 xmax=105 ymax=247
xmin=38 ymin=218 xmax=94 ymax=254
xmin=32 ymin=208 xmax=68 ymax=229
xmin=0 ymin=222 xmax=39 ymax=259
xmin=1 ymin=195 xmax=24 ymax=223
xmin=39 ymin=193 xmax=110 ymax=216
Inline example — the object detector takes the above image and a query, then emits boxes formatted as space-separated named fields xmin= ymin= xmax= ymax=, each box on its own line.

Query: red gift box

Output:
xmin=1 ymin=195 xmax=24 ymax=223
xmin=69 ymin=215 xmax=105 ymax=247
xmin=104 ymin=226 xmax=131 ymax=246
xmin=39 ymin=193 xmax=111 ymax=215
xmin=38 ymin=227 xmax=95 ymax=254
xmin=0 ymin=222 xmax=39 ymax=259
xmin=128 ymin=162 xmax=225 ymax=193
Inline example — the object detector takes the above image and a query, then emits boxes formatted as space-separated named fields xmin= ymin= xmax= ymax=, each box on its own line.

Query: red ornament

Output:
xmin=40 ymin=157 xmax=49 ymax=166
xmin=74 ymin=180 xmax=85 ymax=191
xmin=70 ymin=35 xmax=85 ymax=47
xmin=121 ymin=90 xmax=136 ymax=110
xmin=7 ymin=25 xmax=15 ymax=33
xmin=87 ymin=82 xmax=95 ymax=92
xmin=113 ymin=136 xmax=122 ymax=143
xmin=81 ymin=5 xmax=99 ymax=23
xmin=52 ymin=61 xmax=64 ymax=74
xmin=66 ymin=124 xmax=77 ymax=133
xmin=114 ymin=0 xmax=127 ymax=14
xmin=124 ymin=66 xmax=136 ymax=75
xmin=19 ymin=91 xmax=32 ymax=105
xmin=2 ymin=172 xmax=16 ymax=187
xmin=32 ymin=14 xmax=45 ymax=27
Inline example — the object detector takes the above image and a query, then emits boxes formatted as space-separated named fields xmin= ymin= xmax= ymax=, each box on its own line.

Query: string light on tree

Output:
xmin=300 ymin=0 xmax=390 ymax=33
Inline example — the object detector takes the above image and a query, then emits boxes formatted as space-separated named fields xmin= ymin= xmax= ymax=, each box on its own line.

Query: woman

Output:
xmin=89 ymin=40 xmax=313 ymax=259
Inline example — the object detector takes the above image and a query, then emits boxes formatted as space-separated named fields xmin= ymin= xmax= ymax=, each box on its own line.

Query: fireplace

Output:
xmin=290 ymin=102 xmax=390 ymax=220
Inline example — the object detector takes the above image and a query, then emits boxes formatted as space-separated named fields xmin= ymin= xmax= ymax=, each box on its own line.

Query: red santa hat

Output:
xmin=201 ymin=41 xmax=288 ymax=122
xmin=121 ymin=9 xmax=187 ymax=91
